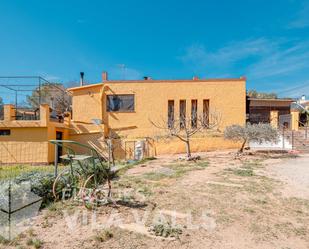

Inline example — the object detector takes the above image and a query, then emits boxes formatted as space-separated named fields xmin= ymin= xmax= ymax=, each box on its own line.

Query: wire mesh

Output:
xmin=0 ymin=141 xmax=49 ymax=166
xmin=0 ymin=76 xmax=71 ymax=121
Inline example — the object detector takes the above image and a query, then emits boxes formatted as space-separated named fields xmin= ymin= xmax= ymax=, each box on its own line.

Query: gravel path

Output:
xmin=267 ymin=154 xmax=309 ymax=199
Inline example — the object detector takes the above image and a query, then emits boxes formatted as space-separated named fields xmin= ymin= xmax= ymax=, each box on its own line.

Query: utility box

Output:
xmin=134 ymin=140 xmax=145 ymax=160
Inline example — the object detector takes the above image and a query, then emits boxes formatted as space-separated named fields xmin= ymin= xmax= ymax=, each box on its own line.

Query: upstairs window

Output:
xmin=107 ymin=94 xmax=135 ymax=112
xmin=0 ymin=129 xmax=11 ymax=136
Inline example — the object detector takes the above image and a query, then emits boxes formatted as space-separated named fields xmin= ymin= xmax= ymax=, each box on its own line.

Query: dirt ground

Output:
xmin=265 ymin=154 xmax=309 ymax=199
xmin=2 ymin=150 xmax=309 ymax=249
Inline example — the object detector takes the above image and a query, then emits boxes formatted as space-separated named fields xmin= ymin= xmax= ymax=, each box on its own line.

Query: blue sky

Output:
xmin=0 ymin=0 xmax=309 ymax=98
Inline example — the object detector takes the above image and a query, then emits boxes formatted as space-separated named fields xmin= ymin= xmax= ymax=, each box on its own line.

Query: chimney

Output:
xmin=143 ymin=76 xmax=151 ymax=80
xmin=80 ymin=72 xmax=84 ymax=86
xmin=192 ymin=76 xmax=199 ymax=80
xmin=102 ymin=71 xmax=108 ymax=82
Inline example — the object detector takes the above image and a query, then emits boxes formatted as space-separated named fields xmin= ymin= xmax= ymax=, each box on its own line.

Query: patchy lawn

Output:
xmin=0 ymin=164 xmax=61 ymax=180
xmin=1 ymin=150 xmax=308 ymax=249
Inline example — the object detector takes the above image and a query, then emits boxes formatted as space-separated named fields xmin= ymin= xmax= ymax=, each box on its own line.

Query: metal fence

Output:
xmin=0 ymin=141 xmax=49 ymax=166
xmin=0 ymin=76 xmax=71 ymax=121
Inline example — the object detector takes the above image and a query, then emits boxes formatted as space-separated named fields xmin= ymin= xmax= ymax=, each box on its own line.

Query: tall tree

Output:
xmin=247 ymin=89 xmax=277 ymax=99
xmin=27 ymin=83 xmax=71 ymax=114
xmin=224 ymin=123 xmax=279 ymax=153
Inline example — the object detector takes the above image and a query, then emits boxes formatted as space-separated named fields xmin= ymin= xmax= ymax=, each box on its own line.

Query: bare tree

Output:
xmin=224 ymin=123 xmax=279 ymax=153
xmin=150 ymin=111 xmax=221 ymax=160
xmin=27 ymin=83 xmax=71 ymax=114
xmin=247 ymin=89 xmax=277 ymax=99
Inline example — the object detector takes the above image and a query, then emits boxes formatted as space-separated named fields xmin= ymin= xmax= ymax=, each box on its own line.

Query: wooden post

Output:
xmin=54 ymin=144 xmax=58 ymax=177
xmin=292 ymin=130 xmax=295 ymax=149
xmin=282 ymin=127 xmax=285 ymax=149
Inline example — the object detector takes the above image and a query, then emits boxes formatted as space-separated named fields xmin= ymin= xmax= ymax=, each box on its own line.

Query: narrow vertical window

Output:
xmin=168 ymin=100 xmax=174 ymax=128
xmin=203 ymin=100 xmax=209 ymax=127
xmin=179 ymin=100 xmax=186 ymax=129
xmin=191 ymin=100 xmax=197 ymax=128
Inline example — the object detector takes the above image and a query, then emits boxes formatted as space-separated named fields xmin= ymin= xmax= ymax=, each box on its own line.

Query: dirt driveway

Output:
xmin=2 ymin=150 xmax=309 ymax=249
xmin=266 ymin=153 xmax=309 ymax=199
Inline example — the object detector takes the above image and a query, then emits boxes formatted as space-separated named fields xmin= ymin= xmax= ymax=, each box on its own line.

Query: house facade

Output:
xmin=0 ymin=104 xmax=70 ymax=164
xmin=68 ymin=73 xmax=246 ymax=159
xmin=247 ymin=98 xmax=294 ymax=123
xmin=0 ymin=73 xmax=246 ymax=164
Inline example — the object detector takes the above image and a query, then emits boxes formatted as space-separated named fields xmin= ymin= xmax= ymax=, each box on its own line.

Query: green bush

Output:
xmin=149 ymin=222 xmax=183 ymax=238
xmin=14 ymin=172 xmax=56 ymax=207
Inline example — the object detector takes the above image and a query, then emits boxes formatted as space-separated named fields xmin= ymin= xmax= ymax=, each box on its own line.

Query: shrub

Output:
xmin=14 ymin=172 xmax=55 ymax=207
xmin=26 ymin=238 xmax=43 ymax=249
xmin=224 ymin=123 xmax=279 ymax=153
xmin=93 ymin=229 xmax=113 ymax=242
xmin=149 ymin=221 xmax=183 ymax=238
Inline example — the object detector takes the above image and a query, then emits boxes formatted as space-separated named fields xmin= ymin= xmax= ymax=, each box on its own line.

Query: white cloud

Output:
xmin=36 ymin=72 xmax=60 ymax=82
xmin=180 ymin=38 xmax=277 ymax=69
xmin=109 ymin=65 xmax=143 ymax=80
xmin=275 ymin=80 xmax=309 ymax=97
xmin=288 ymin=1 xmax=309 ymax=29
xmin=247 ymin=40 xmax=309 ymax=80
xmin=77 ymin=19 xmax=86 ymax=24
xmin=180 ymin=38 xmax=309 ymax=97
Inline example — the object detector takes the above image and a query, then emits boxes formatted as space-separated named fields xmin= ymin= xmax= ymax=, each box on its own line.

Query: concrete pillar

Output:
xmin=40 ymin=104 xmax=50 ymax=126
xmin=3 ymin=104 xmax=15 ymax=121
xmin=64 ymin=112 xmax=71 ymax=126
xmin=291 ymin=110 xmax=299 ymax=131
xmin=270 ymin=110 xmax=279 ymax=128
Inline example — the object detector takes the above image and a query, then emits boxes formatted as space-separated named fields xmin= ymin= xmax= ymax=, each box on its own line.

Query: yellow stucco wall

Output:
xmin=71 ymin=85 xmax=103 ymax=123
xmin=0 ymin=128 xmax=49 ymax=164
xmin=0 ymin=125 xmax=70 ymax=164
xmin=0 ymin=78 xmax=246 ymax=164
xmin=47 ymin=124 xmax=70 ymax=163
xmin=68 ymin=78 xmax=246 ymax=159
xmin=70 ymin=79 xmax=246 ymax=136
xmin=110 ymin=136 xmax=240 ymax=160
xmin=0 ymin=104 xmax=71 ymax=164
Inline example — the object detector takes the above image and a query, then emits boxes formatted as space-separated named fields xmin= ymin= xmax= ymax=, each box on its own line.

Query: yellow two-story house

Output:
xmin=68 ymin=73 xmax=246 ymax=160
xmin=0 ymin=73 xmax=246 ymax=164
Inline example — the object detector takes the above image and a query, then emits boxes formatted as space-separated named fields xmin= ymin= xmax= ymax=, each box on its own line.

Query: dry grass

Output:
xmin=2 ymin=150 xmax=308 ymax=249
xmin=0 ymin=164 xmax=65 ymax=180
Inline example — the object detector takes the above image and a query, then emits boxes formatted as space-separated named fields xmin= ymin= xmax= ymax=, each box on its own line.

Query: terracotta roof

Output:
xmin=68 ymin=77 xmax=246 ymax=91
xmin=248 ymin=98 xmax=294 ymax=102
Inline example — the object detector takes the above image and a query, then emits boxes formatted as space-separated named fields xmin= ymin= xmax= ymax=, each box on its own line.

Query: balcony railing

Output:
xmin=12 ymin=107 xmax=40 ymax=121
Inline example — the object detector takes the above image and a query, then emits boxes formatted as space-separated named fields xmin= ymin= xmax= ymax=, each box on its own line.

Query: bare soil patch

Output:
xmin=2 ymin=150 xmax=308 ymax=249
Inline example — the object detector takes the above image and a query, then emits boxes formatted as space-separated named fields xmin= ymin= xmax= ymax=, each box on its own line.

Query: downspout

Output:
xmin=100 ymin=84 xmax=109 ymax=137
